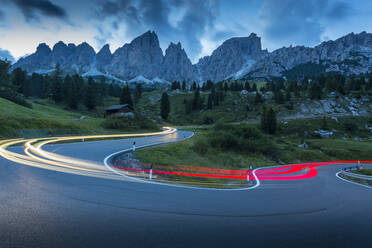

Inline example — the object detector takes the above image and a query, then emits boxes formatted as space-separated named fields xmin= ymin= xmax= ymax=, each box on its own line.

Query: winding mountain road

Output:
xmin=0 ymin=129 xmax=371 ymax=248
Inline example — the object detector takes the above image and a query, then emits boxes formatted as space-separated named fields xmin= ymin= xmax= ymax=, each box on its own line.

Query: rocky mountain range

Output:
xmin=10 ymin=31 xmax=372 ymax=84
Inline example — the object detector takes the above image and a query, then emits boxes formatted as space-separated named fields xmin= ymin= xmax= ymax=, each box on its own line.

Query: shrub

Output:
xmin=203 ymin=116 xmax=214 ymax=125
xmin=0 ymin=90 xmax=32 ymax=108
xmin=342 ymin=119 xmax=358 ymax=132
xmin=192 ymin=138 xmax=210 ymax=154
xmin=102 ymin=114 xmax=159 ymax=131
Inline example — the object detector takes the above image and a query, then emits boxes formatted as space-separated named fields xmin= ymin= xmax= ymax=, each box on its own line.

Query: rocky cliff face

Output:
xmin=247 ymin=32 xmax=372 ymax=79
xmin=161 ymin=42 xmax=195 ymax=82
xmin=14 ymin=41 xmax=96 ymax=74
xmin=95 ymin=44 xmax=112 ymax=72
xmin=11 ymin=31 xmax=372 ymax=83
xmin=195 ymin=33 xmax=268 ymax=82
xmin=107 ymin=31 xmax=164 ymax=80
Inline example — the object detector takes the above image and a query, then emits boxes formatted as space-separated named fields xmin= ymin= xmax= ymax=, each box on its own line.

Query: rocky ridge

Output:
xmin=11 ymin=31 xmax=372 ymax=83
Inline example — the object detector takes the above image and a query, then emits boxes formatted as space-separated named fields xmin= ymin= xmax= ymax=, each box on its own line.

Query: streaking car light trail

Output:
xmin=0 ymin=127 xmax=371 ymax=187
xmin=112 ymin=160 xmax=372 ymax=181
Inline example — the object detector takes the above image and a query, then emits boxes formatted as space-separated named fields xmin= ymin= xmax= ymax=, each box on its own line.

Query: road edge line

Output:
xmin=335 ymin=171 xmax=372 ymax=189
xmin=103 ymin=131 xmax=261 ymax=191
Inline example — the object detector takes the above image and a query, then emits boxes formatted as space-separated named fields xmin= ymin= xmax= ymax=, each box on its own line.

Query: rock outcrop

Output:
xmin=195 ymin=33 xmax=268 ymax=82
xmin=161 ymin=42 xmax=195 ymax=82
xmin=247 ymin=32 xmax=372 ymax=79
xmin=107 ymin=31 xmax=164 ymax=80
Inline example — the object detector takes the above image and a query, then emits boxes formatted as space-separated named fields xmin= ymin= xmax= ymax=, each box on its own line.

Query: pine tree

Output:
xmin=224 ymin=83 xmax=228 ymax=92
xmin=191 ymin=82 xmax=197 ymax=91
xmin=109 ymin=84 xmax=115 ymax=97
xmin=366 ymin=76 xmax=372 ymax=91
xmin=12 ymin=68 xmax=27 ymax=94
xmin=160 ymin=92 xmax=170 ymax=120
xmin=99 ymin=76 xmax=107 ymax=98
xmin=274 ymin=89 xmax=284 ymax=104
xmin=245 ymin=82 xmax=251 ymax=91
xmin=254 ymin=92 xmax=262 ymax=104
xmin=260 ymin=106 xmax=267 ymax=132
xmin=84 ymin=86 xmax=96 ymax=110
xmin=206 ymin=80 xmax=213 ymax=90
xmin=267 ymin=108 xmax=277 ymax=134
xmin=120 ymin=84 xmax=133 ymax=108
xmin=321 ymin=116 xmax=328 ymax=130
xmin=171 ymin=81 xmax=177 ymax=90
xmin=192 ymin=88 xmax=201 ymax=110
xmin=260 ymin=106 xmax=277 ymax=134
xmin=134 ymin=84 xmax=142 ymax=103
xmin=63 ymin=75 xmax=73 ymax=102
xmin=51 ymin=78 xmax=63 ymax=103
xmin=84 ymin=77 xmax=97 ymax=110
xmin=207 ymin=94 xmax=213 ymax=110
xmin=286 ymin=88 xmax=291 ymax=101
xmin=68 ymin=81 xmax=79 ymax=110
xmin=0 ymin=60 xmax=11 ymax=87
xmin=51 ymin=64 xmax=63 ymax=103
xmin=181 ymin=81 xmax=186 ymax=91
xmin=309 ymin=82 xmax=322 ymax=100
xmin=252 ymin=83 xmax=257 ymax=92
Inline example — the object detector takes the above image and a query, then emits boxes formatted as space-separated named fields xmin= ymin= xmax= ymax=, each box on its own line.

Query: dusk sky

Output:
xmin=0 ymin=0 xmax=371 ymax=63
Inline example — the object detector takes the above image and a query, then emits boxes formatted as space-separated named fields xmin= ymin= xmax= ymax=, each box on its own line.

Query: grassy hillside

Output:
xmin=0 ymin=97 xmax=111 ymax=138
xmin=135 ymin=116 xmax=372 ymax=169
xmin=136 ymin=90 xmax=262 ymax=125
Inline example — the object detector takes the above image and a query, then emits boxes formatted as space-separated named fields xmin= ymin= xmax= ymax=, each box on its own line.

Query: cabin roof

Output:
xmin=105 ymin=104 xmax=133 ymax=111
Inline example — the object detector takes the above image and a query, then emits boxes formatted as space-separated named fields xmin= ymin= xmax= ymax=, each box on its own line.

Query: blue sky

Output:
xmin=0 ymin=0 xmax=371 ymax=63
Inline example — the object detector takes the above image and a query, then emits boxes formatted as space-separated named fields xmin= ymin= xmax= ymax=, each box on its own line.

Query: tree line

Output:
xmin=0 ymin=61 xmax=146 ymax=111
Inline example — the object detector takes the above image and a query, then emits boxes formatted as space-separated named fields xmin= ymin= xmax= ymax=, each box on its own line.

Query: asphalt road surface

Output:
xmin=0 ymin=131 xmax=371 ymax=248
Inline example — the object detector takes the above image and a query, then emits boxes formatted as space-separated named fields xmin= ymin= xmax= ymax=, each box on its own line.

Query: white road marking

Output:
xmin=335 ymin=171 xmax=372 ymax=189
xmin=103 ymin=132 xmax=262 ymax=191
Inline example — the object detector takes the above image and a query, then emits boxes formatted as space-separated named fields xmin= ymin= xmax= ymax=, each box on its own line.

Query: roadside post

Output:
xmin=149 ymin=164 xmax=153 ymax=180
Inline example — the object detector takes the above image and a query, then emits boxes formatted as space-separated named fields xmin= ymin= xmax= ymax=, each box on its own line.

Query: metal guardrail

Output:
xmin=340 ymin=164 xmax=372 ymax=181
xmin=341 ymin=171 xmax=372 ymax=181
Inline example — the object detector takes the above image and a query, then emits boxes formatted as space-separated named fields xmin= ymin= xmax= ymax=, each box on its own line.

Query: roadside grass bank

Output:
xmin=355 ymin=169 xmax=372 ymax=176
xmin=0 ymin=97 xmax=160 ymax=139
xmin=136 ymin=116 xmax=372 ymax=170
xmin=339 ymin=173 xmax=372 ymax=187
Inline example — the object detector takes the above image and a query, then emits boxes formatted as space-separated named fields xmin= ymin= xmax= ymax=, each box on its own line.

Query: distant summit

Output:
xmin=11 ymin=31 xmax=372 ymax=83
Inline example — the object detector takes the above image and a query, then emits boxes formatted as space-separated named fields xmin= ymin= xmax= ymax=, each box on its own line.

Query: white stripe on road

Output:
xmin=335 ymin=171 xmax=372 ymax=189
xmin=103 ymin=132 xmax=261 ymax=191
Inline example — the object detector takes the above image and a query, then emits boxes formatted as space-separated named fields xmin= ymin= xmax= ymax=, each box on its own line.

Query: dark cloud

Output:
xmin=327 ymin=1 xmax=351 ymax=19
xmin=260 ymin=0 xmax=351 ymax=47
xmin=4 ymin=0 xmax=67 ymax=21
xmin=94 ymin=0 xmax=219 ymax=60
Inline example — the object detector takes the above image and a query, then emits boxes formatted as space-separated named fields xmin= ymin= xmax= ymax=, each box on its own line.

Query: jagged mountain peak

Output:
xmin=11 ymin=30 xmax=372 ymax=83
xmin=98 ymin=44 xmax=111 ymax=54
xmin=166 ymin=42 xmax=184 ymax=53
xmin=130 ymin=30 xmax=160 ymax=47
xmin=195 ymin=33 xmax=267 ymax=82
xmin=36 ymin=43 xmax=52 ymax=54
xmin=67 ymin=43 xmax=76 ymax=49
xmin=53 ymin=41 xmax=68 ymax=51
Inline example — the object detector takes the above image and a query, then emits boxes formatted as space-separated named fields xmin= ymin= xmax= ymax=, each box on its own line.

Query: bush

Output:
xmin=208 ymin=123 xmax=279 ymax=157
xmin=342 ymin=119 xmax=358 ymax=132
xmin=0 ymin=90 xmax=32 ymax=108
xmin=203 ymin=116 xmax=214 ymax=124
xmin=102 ymin=114 xmax=160 ymax=131
xmin=208 ymin=131 xmax=241 ymax=151
xmin=192 ymin=138 xmax=210 ymax=154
